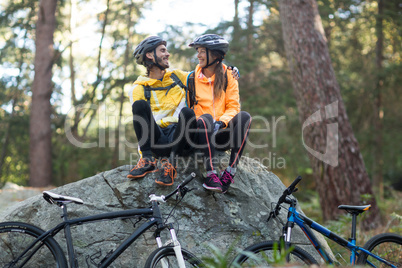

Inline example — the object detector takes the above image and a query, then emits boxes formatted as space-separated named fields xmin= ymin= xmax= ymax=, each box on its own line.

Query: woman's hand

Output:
xmin=228 ymin=66 xmax=240 ymax=80
xmin=214 ymin=121 xmax=226 ymax=132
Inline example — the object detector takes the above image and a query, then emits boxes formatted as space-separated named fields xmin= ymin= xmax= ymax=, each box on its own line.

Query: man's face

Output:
xmin=196 ymin=47 xmax=215 ymax=68
xmin=147 ymin=44 xmax=170 ymax=69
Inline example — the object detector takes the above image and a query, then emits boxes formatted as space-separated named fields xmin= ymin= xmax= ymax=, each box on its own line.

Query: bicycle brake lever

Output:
xmin=267 ymin=211 xmax=277 ymax=222
xmin=179 ymin=186 xmax=190 ymax=198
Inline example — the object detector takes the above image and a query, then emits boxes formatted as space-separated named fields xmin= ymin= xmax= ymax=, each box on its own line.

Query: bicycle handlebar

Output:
xmin=267 ymin=176 xmax=302 ymax=221
xmin=179 ymin=172 xmax=197 ymax=188
xmin=287 ymin=175 xmax=302 ymax=194
xmin=162 ymin=172 xmax=196 ymax=201
xmin=149 ymin=173 xmax=196 ymax=203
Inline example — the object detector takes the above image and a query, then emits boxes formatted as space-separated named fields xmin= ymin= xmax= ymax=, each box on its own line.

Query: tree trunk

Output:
xmin=66 ymin=0 xmax=80 ymax=183
xmin=230 ymin=0 xmax=242 ymax=56
xmin=373 ymin=0 xmax=384 ymax=201
xmin=234 ymin=0 xmax=240 ymax=30
xmin=29 ymin=0 xmax=57 ymax=187
xmin=112 ymin=2 xmax=134 ymax=167
xmin=278 ymin=0 xmax=381 ymax=229
xmin=246 ymin=0 xmax=255 ymax=57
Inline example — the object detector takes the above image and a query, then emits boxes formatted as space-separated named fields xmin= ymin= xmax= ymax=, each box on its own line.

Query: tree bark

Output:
xmin=66 ymin=0 xmax=80 ymax=183
xmin=247 ymin=0 xmax=255 ymax=57
xmin=29 ymin=0 xmax=57 ymax=187
xmin=231 ymin=0 xmax=242 ymax=56
xmin=278 ymin=0 xmax=381 ymax=228
xmin=373 ymin=0 xmax=384 ymax=201
xmin=112 ymin=1 xmax=134 ymax=167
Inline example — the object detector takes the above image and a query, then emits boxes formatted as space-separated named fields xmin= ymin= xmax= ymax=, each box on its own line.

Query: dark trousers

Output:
xmin=132 ymin=100 xmax=215 ymax=170
xmin=213 ymin=111 xmax=252 ymax=168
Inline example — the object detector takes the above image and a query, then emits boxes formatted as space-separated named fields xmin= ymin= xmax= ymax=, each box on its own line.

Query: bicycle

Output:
xmin=0 ymin=173 xmax=203 ymax=268
xmin=233 ymin=176 xmax=401 ymax=267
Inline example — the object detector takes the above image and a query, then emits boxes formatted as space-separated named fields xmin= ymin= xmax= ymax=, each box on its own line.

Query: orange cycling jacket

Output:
xmin=192 ymin=64 xmax=240 ymax=127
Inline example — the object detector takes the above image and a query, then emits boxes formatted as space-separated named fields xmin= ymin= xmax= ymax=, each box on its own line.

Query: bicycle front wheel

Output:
xmin=0 ymin=222 xmax=67 ymax=268
xmin=232 ymin=240 xmax=318 ymax=267
xmin=356 ymin=233 xmax=401 ymax=267
xmin=145 ymin=246 xmax=203 ymax=268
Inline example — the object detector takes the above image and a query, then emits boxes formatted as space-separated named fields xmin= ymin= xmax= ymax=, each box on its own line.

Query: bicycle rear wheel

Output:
xmin=232 ymin=240 xmax=319 ymax=267
xmin=0 ymin=222 xmax=67 ymax=268
xmin=145 ymin=246 xmax=203 ymax=267
xmin=356 ymin=233 xmax=401 ymax=267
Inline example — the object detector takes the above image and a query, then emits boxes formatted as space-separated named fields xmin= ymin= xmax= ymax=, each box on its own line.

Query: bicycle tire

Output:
xmin=232 ymin=240 xmax=319 ymax=267
xmin=145 ymin=246 xmax=203 ymax=268
xmin=0 ymin=221 xmax=67 ymax=268
xmin=356 ymin=233 xmax=401 ymax=267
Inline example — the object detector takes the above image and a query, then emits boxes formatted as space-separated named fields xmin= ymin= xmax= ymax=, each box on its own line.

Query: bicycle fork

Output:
xmin=283 ymin=211 xmax=295 ymax=262
xmin=155 ymin=224 xmax=186 ymax=268
xmin=281 ymin=201 xmax=298 ymax=262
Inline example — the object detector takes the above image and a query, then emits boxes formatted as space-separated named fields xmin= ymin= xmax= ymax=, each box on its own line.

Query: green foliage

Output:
xmin=199 ymin=239 xmax=295 ymax=268
xmin=301 ymin=186 xmax=402 ymax=263
xmin=200 ymin=242 xmax=238 ymax=268
xmin=0 ymin=0 xmax=400 ymax=191
xmin=236 ymin=240 xmax=296 ymax=267
xmin=0 ymin=111 xmax=30 ymax=186
xmin=389 ymin=213 xmax=402 ymax=234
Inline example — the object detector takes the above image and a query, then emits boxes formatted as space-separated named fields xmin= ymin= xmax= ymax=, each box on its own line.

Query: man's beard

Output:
xmin=156 ymin=56 xmax=169 ymax=69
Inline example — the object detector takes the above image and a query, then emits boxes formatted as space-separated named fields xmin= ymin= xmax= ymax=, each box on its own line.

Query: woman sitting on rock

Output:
xmin=188 ymin=34 xmax=252 ymax=194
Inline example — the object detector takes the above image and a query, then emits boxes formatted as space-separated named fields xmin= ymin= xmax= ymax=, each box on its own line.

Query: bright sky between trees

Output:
xmin=136 ymin=0 xmax=237 ymax=34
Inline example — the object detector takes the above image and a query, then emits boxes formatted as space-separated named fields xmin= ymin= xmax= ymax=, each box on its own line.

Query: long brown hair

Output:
xmin=211 ymin=50 xmax=226 ymax=99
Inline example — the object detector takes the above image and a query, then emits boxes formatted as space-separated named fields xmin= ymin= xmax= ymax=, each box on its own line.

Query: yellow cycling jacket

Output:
xmin=128 ymin=70 xmax=189 ymax=128
xmin=192 ymin=64 xmax=241 ymax=126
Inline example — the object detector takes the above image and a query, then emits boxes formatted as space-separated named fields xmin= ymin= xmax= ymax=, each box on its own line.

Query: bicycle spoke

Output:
xmin=365 ymin=241 xmax=401 ymax=267
xmin=0 ymin=222 xmax=66 ymax=267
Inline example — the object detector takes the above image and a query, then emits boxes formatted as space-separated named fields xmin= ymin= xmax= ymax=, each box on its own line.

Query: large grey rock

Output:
xmin=0 ymin=152 xmax=332 ymax=267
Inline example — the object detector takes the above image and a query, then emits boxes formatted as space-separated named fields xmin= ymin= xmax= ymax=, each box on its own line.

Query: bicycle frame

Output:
xmin=286 ymin=205 xmax=397 ymax=267
xmin=35 ymin=206 xmax=157 ymax=268
xmin=6 ymin=173 xmax=197 ymax=268
xmin=18 ymin=203 xmax=165 ymax=268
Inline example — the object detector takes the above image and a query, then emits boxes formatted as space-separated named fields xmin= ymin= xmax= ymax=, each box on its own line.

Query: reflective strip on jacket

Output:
xmin=193 ymin=64 xmax=241 ymax=126
xmin=128 ymin=70 xmax=189 ymax=128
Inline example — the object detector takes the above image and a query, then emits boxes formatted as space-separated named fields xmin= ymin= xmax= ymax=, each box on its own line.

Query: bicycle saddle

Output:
xmin=43 ymin=191 xmax=84 ymax=205
xmin=338 ymin=204 xmax=371 ymax=214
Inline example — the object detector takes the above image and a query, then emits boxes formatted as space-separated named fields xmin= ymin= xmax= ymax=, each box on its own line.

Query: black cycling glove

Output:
xmin=214 ymin=121 xmax=226 ymax=132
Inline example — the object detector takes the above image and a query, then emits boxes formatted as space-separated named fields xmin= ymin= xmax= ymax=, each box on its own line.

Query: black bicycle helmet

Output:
xmin=133 ymin=36 xmax=167 ymax=67
xmin=189 ymin=34 xmax=229 ymax=67
xmin=189 ymin=34 xmax=229 ymax=56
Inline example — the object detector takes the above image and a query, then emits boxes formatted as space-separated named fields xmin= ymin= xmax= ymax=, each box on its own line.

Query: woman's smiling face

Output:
xmin=196 ymin=46 xmax=216 ymax=68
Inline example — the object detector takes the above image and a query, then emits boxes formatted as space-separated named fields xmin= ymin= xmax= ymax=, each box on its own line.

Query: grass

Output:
xmin=199 ymin=240 xmax=298 ymax=268
xmin=299 ymin=186 xmax=402 ymax=265
xmin=198 ymin=187 xmax=402 ymax=267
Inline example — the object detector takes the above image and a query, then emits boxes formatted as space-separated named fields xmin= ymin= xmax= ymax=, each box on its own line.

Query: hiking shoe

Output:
xmin=127 ymin=158 xmax=158 ymax=179
xmin=220 ymin=170 xmax=234 ymax=193
xmin=155 ymin=159 xmax=177 ymax=186
xmin=203 ymin=172 xmax=223 ymax=193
